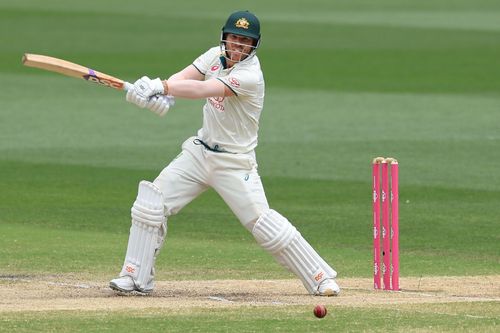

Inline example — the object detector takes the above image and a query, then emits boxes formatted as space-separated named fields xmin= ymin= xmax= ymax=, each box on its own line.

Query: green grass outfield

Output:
xmin=1 ymin=0 xmax=499 ymax=331
xmin=1 ymin=303 xmax=498 ymax=333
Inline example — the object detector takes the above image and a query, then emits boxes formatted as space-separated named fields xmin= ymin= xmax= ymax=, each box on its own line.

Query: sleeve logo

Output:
xmin=228 ymin=77 xmax=240 ymax=88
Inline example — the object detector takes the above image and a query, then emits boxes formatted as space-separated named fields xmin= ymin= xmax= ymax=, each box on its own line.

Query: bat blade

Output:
xmin=22 ymin=53 xmax=131 ymax=91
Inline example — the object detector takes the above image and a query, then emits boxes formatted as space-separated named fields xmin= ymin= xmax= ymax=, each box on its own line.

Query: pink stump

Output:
xmin=372 ymin=160 xmax=381 ymax=289
xmin=381 ymin=161 xmax=391 ymax=290
xmin=391 ymin=161 xmax=400 ymax=290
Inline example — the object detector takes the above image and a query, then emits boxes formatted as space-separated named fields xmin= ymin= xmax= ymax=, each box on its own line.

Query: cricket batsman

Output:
xmin=110 ymin=10 xmax=340 ymax=296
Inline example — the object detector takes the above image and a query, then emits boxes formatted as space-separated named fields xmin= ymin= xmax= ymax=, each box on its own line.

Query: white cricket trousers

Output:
xmin=153 ymin=136 xmax=270 ymax=230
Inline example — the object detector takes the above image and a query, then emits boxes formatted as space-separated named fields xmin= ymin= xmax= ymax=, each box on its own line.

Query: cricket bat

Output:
xmin=22 ymin=53 xmax=132 ymax=91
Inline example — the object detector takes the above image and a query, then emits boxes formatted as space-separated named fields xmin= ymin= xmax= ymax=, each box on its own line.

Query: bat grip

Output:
xmin=124 ymin=82 xmax=134 ymax=91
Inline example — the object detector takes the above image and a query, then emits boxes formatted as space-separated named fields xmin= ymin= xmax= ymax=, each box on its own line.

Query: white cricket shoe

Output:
xmin=316 ymin=278 xmax=340 ymax=296
xmin=109 ymin=276 xmax=153 ymax=294
xmin=109 ymin=276 xmax=135 ymax=292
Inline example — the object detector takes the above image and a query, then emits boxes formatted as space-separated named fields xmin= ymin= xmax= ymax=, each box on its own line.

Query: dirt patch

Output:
xmin=0 ymin=275 xmax=498 ymax=313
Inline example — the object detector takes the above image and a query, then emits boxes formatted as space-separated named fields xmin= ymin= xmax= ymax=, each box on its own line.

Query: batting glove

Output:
xmin=134 ymin=76 xmax=165 ymax=99
xmin=145 ymin=95 xmax=175 ymax=117
xmin=126 ymin=88 xmax=148 ymax=108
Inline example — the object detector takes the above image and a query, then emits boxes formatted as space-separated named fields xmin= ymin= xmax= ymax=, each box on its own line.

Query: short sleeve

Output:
xmin=218 ymin=69 xmax=259 ymax=97
xmin=193 ymin=47 xmax=220 ymax=76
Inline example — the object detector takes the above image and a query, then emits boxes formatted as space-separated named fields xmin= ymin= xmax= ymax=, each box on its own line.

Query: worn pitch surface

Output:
xmin=1 ymin=275 xmax=498 ymax=313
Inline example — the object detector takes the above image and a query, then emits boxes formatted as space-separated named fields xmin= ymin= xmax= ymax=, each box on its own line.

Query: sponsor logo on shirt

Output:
xmin=228 ymin=77 xmax=240 ymax=88
xmin=208 ymin=96 xmax=225 ymax=112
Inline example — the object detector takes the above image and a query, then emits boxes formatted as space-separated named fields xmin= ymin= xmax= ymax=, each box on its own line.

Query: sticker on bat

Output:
xmin=83 ymin=69 xmax=122 ymax=89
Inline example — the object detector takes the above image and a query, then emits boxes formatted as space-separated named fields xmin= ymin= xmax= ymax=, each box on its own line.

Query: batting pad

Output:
xmin=252 ymin=209 xmax=336 ymax=294
xmin=120 ymin=181 xmax=166 ymax=292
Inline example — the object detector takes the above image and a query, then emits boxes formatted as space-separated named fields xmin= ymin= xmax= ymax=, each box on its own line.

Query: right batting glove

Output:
xmin=134 ymin=76 xmax=165 ymax=99
xmin=145 ymin=95 xmax=175 ymax=117
xmin=126 ymin=87 xmax=148 ymax=108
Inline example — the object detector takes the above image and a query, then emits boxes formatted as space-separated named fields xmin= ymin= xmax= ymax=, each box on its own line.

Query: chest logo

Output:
xmin=211 ymin=65 xmax=220 ymax=71
xmin=208 ymin=97 xmax=225 ymax=112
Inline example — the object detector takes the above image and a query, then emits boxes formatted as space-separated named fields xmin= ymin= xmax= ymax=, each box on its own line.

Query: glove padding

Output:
xmin=134 ymin=76 xmax=165 ymax=99
xmin=126 ymin=87 xmax=148 ymax=108
xmin=125 ymin=76 xmax=164 ymax=107
xmin=126 ymin=87 xmax=175 ymax=117
xmin=145 ymin=94 xmax=175 ymax=117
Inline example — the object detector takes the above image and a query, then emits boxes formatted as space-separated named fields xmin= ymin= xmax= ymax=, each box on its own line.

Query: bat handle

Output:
xmin=124 ymin=81 xmax=134 ymax=91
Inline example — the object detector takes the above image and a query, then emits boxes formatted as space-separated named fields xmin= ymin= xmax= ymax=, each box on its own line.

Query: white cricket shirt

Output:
xmin=192 ymin=47 xmax=265 ymax=154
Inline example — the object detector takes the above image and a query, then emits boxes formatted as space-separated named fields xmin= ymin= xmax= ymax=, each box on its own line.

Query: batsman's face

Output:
xmin=225 ymin=33 xmax=254 ymax=63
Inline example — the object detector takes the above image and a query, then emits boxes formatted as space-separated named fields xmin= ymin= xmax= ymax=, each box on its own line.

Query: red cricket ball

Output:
xmin=313 ymin=304 xmax=327 ymax=318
